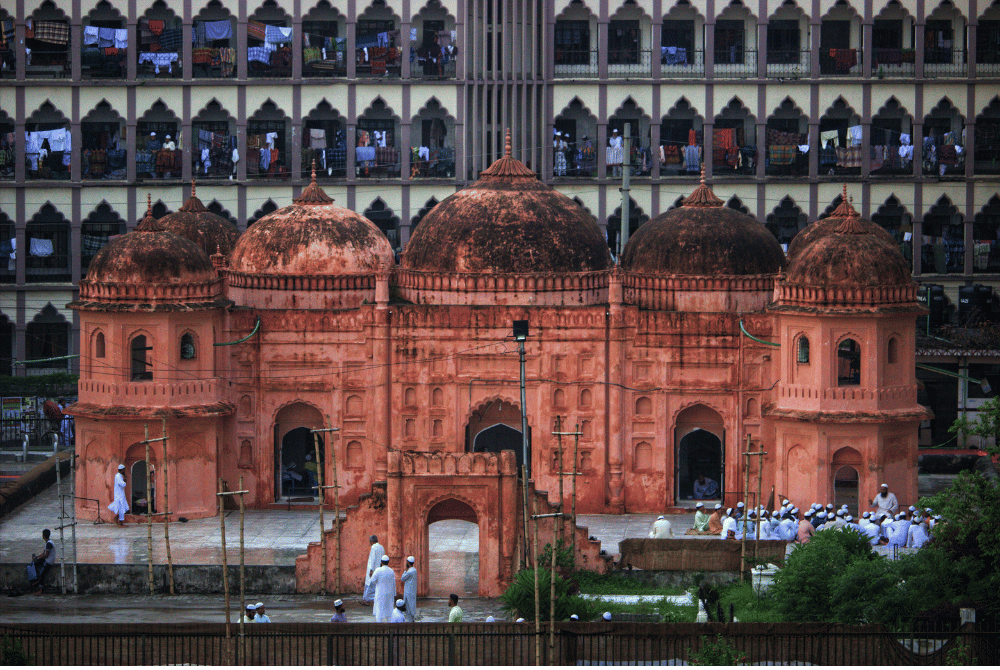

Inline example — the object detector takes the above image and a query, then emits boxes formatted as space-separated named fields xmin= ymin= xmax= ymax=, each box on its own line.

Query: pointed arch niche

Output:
xmin=659 ymin=98 xmax=703 ymax=176
xmin=412 ymin=0 xmax=458 ymax=79
xmin=922 ymin=197 xmax=964 ymax=274
xmin=972 ymin=195 xmax=1000 ymax=274
xmin=609 ymin=98 xmax=652 ymax=177
xmin=974 ymin=97 xmax=1000 ymax=175
xmin=302 ymin=1 xmax=347 ymax=78
xmin=554 ymin=98 xmax=597 ymax=178
xmin=136 ymin=100 xmax=180 ymax=180
xmin=26 ymin=1 xmax=70 ymax=79
xmin=818 ymin=1 xmax=862 ymax=75
xmin=871 ymin=98 xmax=914 ymax=175
xmin=411 ymin=99 xmax=456 ymax=178
xmin=137 ymin=0 xmax=183 ymax=80
xmin=364 ymin=198 xmax=401 ymax=252
xmin=192 ymin=0 xmax=236 ymax=79
xmin=660 ymin=1 xmax=705 ymax=75
xmin=302 ymin=100 xmax=347 ymax=179
xmin=765 ymin=98 xmax=807 ymax=177
xmin=923 ymin=99 xmax=965 ymax=177
xmin=192 ymin=100 xmax=236 ymax=179
xmin=356 ymin=98 xmax=401 ymax=179
xmin=82 ymin=0 xmax=126 ymax=80
xmin=554 ymin=1 xmax=598 ymax=76
xmin=713 ymin=98 xmax=755 ymax=175
xmin=766 ymin=196 xmax=807 ymax=250
xmin=81 ymin=202 xmax=125 ymax=274
xmin=819 ymin=97 xmax=860 ymax=177
xmin=25 ymin=102 xmax=70 ymax=181
xmin=608 ymin=197 xmax=649 ymax=256
xmin=247 ymin=100 xmax=291 ymax=180
xmin=81 ymin=101 xmax=126 ymax=180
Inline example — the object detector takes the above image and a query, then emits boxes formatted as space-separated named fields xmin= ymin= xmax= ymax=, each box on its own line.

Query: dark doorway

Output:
xmin=473 ymin=424 xmax=524 ymax=470
xmin=834 ymin=465 xmax=859 ymax=516
xmin=677 ymin=429 xmax=723 ymax=504
xmin=427 ymin=498 xmax=480 ymax=597
xmin=279 ymin=427 xmax=323 ymax=498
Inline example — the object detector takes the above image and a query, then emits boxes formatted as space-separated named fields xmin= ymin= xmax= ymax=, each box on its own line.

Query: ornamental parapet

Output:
xmin=623 ymin=272 xmax=776 ymax=311
xmin=388 ymin=449 xmax=517 ymax=476
xmin=224 ymin=271 xmax=376 ymax=292
xmin=777 ymin=282 xmax=919 ymax=308
xmin=394 ymin=269 xmax=610 ymax=306
xmin=77 ymin=279 xmax=222 ymax=304
xmin=77 ymin=377 xmax=226 ymax=409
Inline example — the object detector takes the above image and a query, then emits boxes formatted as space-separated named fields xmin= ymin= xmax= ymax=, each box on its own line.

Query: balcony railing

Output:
xmin=554 ymin=49 xmax=598 ymax=77
xmin=356 ymin=146 xmax=401 ymax=178
xmin=25 ymin=51 xmax=69 ymax=78
xmin=608 ymin=49 xmax=651 ymax=78
xmin=412 ymin=58 xmax=456 ymax=79
xmin=660 ymin=48 xmax=704 ymax=77
xmin=871 ymin=48 xmax=915 ymax=78
xmin=976 ymin=52 xmax=1000 ymax=76
xmin=248 ymin=46 xmax=291 ymax=78
xmin=766 ymin=50 xmax=810 ymax=78
xmin=819 ymin=48 xmax=862 ymax=75
xmin=714 ymin=49 xmax=756 ymax=78
xmin=355 ymin=47 xmax=401 ymax=78
xmin=923 ymin=48 xmax=968 ymax=78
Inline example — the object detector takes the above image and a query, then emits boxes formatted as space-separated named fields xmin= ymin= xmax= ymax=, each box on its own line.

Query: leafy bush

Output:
xmin=769 ymin=528 xmax=874 ymax=622
xmin=538 ymin=539 xmax=574 ymax=571
xmin=717 ymin=582 xmax=781 ymax=623
xmin=1 ymin=635 xmax=29 ymax=665
xmin=571 ymin=570 xmax=686 ymax=596
xmin=499 ymin=568 xmax=596 ymax=622
xmin=689 ymin=634 xmax=747 ymax=666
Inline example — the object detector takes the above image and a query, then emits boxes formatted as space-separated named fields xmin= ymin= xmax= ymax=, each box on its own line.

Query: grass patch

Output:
xmin=716 ymin=581 xmax=784 ymax=623
xmin=587 ymin=596 xmax=698 ymax=623
xmin=571 ymin=570 xmax=687 ymax=596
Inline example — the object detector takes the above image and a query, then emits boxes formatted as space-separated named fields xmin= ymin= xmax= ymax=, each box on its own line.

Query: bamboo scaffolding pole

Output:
xmin=238 ymin=475 xmax=246 ymax=653
xmin=218 ymin=477 xmax=231 ymax=639
xmin=311 ymin=426 xmax=340 ymax=595
xmin=532 ymin=491 xmax=540 ymax=666
xmin=572 ymin=425 xmax=579 ymax=563
xmin=740 ymin=434 xmax=750 ymax=583
xmin=550 ymin=415 xmax=563 ymax=665
xmin=161 ymin=418 xmax=174 ymax=594
xmin=69 ymin=451 xmax=77 ymax=593
xmin=755 ymin=446 xmax=767 ymax=567
xmin=54 ymin=434 xmax=66 ymax=595
xmin=554 ymin=420 xmax=583 ymax=567
xmin=145 ymin=423 xmax=154 ymax=595
xmin=331 ymin=434 xmax=341 ymax=593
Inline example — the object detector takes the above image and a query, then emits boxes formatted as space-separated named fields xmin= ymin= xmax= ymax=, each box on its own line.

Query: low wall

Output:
xmin=0 ymin=563 xmax=296 ymax=595
xmin=619 ymin=538 xmax=788 ymax=572
xmin=0 ymin=452 xmax=73 ymax=519
xmin=611 ymin=569 xmax=741 ymax=588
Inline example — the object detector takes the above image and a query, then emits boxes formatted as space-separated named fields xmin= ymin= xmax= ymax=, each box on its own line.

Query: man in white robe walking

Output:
xmin=390 ymin=599 xmax=407 ymax=623
xmin=400 ymin=555 xmax=418 ymax=622
xmin=108 ymin=464 xmax=129 ymax=526
xmin=362 ymin=535 xmax=384 ymax=604
xmin=371 ymin=555 xmax=396 ymax=622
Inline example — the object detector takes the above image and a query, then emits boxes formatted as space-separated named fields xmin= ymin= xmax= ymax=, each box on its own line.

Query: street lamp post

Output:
xmin=513 ymin=320 xmax=529 ymax=478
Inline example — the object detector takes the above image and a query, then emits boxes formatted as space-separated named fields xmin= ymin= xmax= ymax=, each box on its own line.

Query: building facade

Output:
xmin=1 ymin=0 xmax=998 ymax=444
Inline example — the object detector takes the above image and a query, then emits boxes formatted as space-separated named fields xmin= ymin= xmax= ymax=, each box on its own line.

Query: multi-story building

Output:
xmin=1 ymin=0 xmax=998 ymax=411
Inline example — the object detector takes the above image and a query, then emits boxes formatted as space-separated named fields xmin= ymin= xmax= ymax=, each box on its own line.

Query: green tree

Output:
xmin=948 ymin=394 xmax=1000 ymax=450
xmin=499 ymin=568 xmax=596 ymax=622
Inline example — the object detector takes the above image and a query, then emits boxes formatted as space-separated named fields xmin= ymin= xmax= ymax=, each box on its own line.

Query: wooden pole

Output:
xmin=550 ymin=415 xmax=563 ymax=665
xmin=533 ymin=492 xmax=540 ymax=666
xmin=572 ymin=425 xmax=579 ymax=564
xmin=755 ymin=447 xmax=766 ymax=565
xmin=740 ymin=434 xmax=751 ymax=583
xmin=556 ymin=416 xmax=564 ymax=542
xmin=332 ymin=435 xmax=341 ymax=594
xmin=314 ymin=429 xmax=327 ymax=595
xmin=145 ymin=423 xmax=154 ymax=595
xmin=219 ymin=477 xmax=231 ymax=639
xmin=161 ymin=418 xmax=174 ymax=595
xmin=239 ymin=475 xmax=246 ymax=637
xmin=69 ymin=452 xmax=78 ymax=593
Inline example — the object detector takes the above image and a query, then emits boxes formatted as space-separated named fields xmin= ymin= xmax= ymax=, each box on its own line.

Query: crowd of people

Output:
xmin=678 ymin=483 xmax=939 ymax=550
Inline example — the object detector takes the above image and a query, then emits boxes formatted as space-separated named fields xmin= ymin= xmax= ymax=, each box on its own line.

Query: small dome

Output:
xmin=785 ymin=212 xmax=912 ymax=288
xmin=228 ymin=172 xmax=394 ymax=276
xmin=786 ymin=188 xmax=896 ymax=261
xmin=157 ymin=181 xmax=240 ymax=258
xmin=402 ymin=130 xmax=612 ymax=274
xmin=621 ymin=175 xmax=785 ymax=275
xmin=84 ymin=202 xmax=216 ymax=286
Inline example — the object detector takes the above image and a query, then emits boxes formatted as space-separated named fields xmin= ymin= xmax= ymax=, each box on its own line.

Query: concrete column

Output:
xmin=400 ymin=21 xmax=410 ymax=79
xmin=598 ymin=21 xmax=608 ymax=79
xmin=757 ymin=21 xmax=767 ymax=79
xmin=703 ymin=121 xmax=714 ymax=178
xmin=861 ymin=122 xmax=871 ymax=178
xmin=912 ymin=121 xmax=922 ymax=179
xmin=862 ymin=21 xmax=872 ymax=78
xmin=127 ymin=20 xmax=138 ymax=81
xmin=597 ymin=123 xmax=607 ymax=180
xmin=346 ymin=19 xmax=356 ymax=79
xmin=182 ymin=20 xmax=192 ymax=80
xmin=915 ymin=22 xmax=925 ymax=80
xmin=808 ymin=121 xmax=819 ymax=178
xmin=401 ymin=122 xmax=411 ymax=180
xmin=756 ymin=122 xmax=766 ymax=179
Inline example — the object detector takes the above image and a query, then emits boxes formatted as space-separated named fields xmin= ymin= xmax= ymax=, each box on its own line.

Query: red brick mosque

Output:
xmin=68 ymin=133 xmax=927 ymax=595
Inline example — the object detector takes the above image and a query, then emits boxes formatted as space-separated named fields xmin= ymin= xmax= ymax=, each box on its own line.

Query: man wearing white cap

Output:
xmin=602 ymin=611 xmax=612 ymax=621
xmin=330 ymin=599 xmax=347 ymax=622
xmin=400 ymin=555 xmax=418 ymax=622
xmin=871 ymin=483 xmax=899 ymax=517
xmin=254 ymin=602 xmax=270 ymax=622
xmin=362 ymin=535 xmax=385 ymax=605
xmin=163 ymin=134 xmax=176 ymax=151
xmin=486 ymin=616 xmax=497 ymax=622
xmin=720 ymin=507 xmax=738 ymax=540
xmin=390 ymin=599 xmax=407 ymax=623
xmin=108 ymin=464 xmax=129 ymax=526
xmin=708 ymin=504 xmax=724 ymax=534
xmin=777 ymin=510 xmax=798 ymax=542
xmin=692 ymin=503 xmax=711 ymax=533
xmin=797 ymin=510 xmax=815 ymax=543
xmin=243 ymin=604 xmax=256 ymax=623
xmin=887 ymin=513 xmax=911 ymax=549
xmin=734 ymin=501 xmax=745 ymax=520
xmin=554 ymin=131 xmax=568 ymax=176
xmin=649 ymin=514 xmax=674 ymax=538
xmin=371 ymin=555 xmax=396 ymax=622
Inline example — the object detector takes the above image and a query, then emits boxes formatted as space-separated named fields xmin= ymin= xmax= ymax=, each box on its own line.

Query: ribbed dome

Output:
xmin=83 ymin=202 xmax=216 ymax=286
xmin=621 ymin=175 xmax=786 ymax=275
xmin=785 ymin=211 xmax=912 ymax=288
xmin=228 ymin=172 xmax=394 ymax=276
xmin=402 ymin=130 xmax=612 ymax=274
xmin=786 ymin=188 xmax=897 ymax=261
xmin=157 ymin=181 xmax=241 ymax=258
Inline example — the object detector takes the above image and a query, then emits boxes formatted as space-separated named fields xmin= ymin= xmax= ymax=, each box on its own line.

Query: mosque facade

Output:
xmin=68 ymin=137 xmax=927 ymax=561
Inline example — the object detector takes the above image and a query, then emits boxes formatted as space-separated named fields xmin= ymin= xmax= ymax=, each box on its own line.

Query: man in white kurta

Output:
xmin=400 ymin=555 xmax=418 ymax=622
xmin=362 ymin=535 xmax=385 ymax=604
xmin=390 ymin=599 xmax=407 ymax=623
xmin=371 ymin=555 xmax=396 ymax=622
xmin=871 ymin=484 xmax=899 ymax=517
xmin=108 ymin=464 xmax=129 ymax=526
xmin=648 ymin=515 xmax=674 ymax=538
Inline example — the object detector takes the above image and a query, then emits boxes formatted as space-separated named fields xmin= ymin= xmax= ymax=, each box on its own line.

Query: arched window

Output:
xmin=553 ymin=389 xmax=566 ymax=407
xmin=131 ymin=335 xmax=152 ymax=380
xmin=635 ymin=396 xmax=652 ymax=415
xmin=797 ymin=336 xmax=810 ymax=363
xmin=94 ymin=331 xmax=106 ymax=358
xmin=180 ymin=333 xmax=196 ymax=360
xmin=837 ymin=339 xmax=860 ymax=386
xmin=887 ymin=337 xmax=899 ymax=364
xmin=634 ymin=441 xmax=652 ymax=470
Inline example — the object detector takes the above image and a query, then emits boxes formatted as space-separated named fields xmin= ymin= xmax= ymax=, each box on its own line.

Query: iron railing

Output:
xmin=923 ymin=48 xmax=968 ymax=77
xmin=819 ymin=48 xmax=863 ymax=75
xmin=714 ymin=49 xmax=757 ymax=78
xmin=608 ymin=49 xmax=652 ymax=78
xmin=554 ymin=49 xmax=598 ymax=77
xmin=661 ymin=48 xmax=704 ymax=76
xmin=766 ymin=50 xmax=811 ymax=78
xmin=1 ymin=622 xmax=996 ymax=666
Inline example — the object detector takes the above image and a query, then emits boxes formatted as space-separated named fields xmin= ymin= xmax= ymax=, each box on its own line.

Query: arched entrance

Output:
xmin=274 ymin=403 xmax=324 ymax=501
xmin=467 ymin=398 xmax=527 ymax=471
xmin=426 ymin=498 xmax=480 ymax=597
xmin=674 ymin=405 xmax=725 ymax=506
xmin=125 ymin=442 xmax=156 ymax=515
xmin=832 ymin=446 xmax=862 ymax=516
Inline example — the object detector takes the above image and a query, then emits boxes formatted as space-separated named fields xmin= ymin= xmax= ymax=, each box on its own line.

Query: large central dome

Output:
xmin=402 ymin=131 xmax=612 ymax=274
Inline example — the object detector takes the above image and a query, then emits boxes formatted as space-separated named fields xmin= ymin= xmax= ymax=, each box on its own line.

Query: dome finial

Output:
xmin=700 ymin=163 xmax=706 ymax=186
xmin=146 ymin=193 xmax=152 ymax=217
xmin=835 ymin=195 xmax=867 ymax=234
xmin=191 ymin=179 xmax=197 ymax=200
xmin=682 ymin=168 xmax=723 ymax=208
xmin=294 ymin=160 xmax=334 ymax=205
xmin=137 ymin=194 xmax=166 ymax=232
xmin=311 ymin=159 xmax=317 ymax=184
xmin=505 ymin=128 xmax=512 ymax=158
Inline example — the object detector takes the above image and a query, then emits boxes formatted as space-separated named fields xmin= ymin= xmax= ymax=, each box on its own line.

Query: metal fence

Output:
xmin=2 ymin=622 xmax=996 ymax=666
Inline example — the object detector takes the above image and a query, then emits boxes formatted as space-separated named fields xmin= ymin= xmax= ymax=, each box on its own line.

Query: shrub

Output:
xmin=499 ymin=568 xmax=596 ymax=622
xmin=0 ymin=635 xmax=29 ymax=665
xmin=689 ymin=634 xmax=747 ymax=666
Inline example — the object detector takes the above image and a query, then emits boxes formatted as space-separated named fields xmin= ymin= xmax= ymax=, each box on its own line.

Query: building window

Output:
xmin=887 ymin=337 xmax=898 ymax=364
xmin=767 ymin=20 xmax=800 ymax=64
xmin=180 ymin=333 xmax=196 ymax=360
xmin=608 ymin=20 xmax=640 ymax=65
xmin=131 ymin=335 xmax=152 ymax=381
xmin=924 ymin=19 xmax=954 ymax=65
xmin=715 ymin=20 xmax=745 ymax=64
xmin=837 ymin=339 xmax=861 ymax=386
xmin=94 ymin=331 xmax=106 ymax=359
xmin=797 ymin=336 xmax=810 ymax=363
xmin=555 ymin=20 xmax=590 ymax=64
xmin=26 ymin=307 xmax=69 ymax=369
